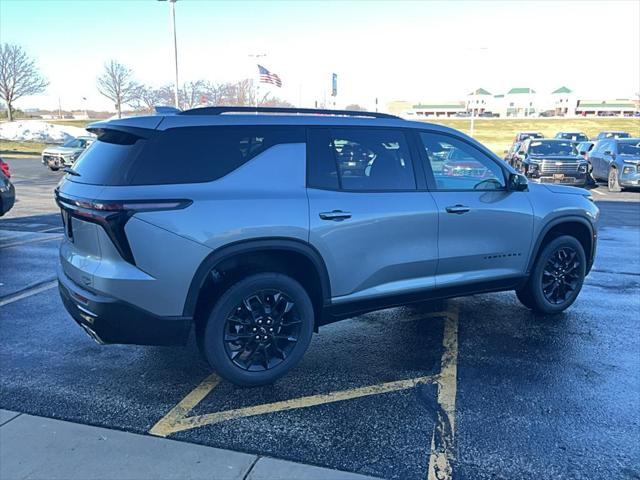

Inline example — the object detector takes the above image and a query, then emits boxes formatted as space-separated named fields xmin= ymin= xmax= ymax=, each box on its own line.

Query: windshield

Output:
xmin=618 ymin=142 xmax=640 ymax=155
xmin=557 ymin=133 xmax=588 ymax=141
xmin=61 ymin=138 xmax=88 ymax=148
xmin=601 ymin=132 xmax=630 ymax=139
xmin=529 ymin=141 xmax=577 ymax=156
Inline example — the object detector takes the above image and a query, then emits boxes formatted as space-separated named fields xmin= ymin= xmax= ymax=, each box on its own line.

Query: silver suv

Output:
xmin=56 ymin=107 xmax=599 ymax=386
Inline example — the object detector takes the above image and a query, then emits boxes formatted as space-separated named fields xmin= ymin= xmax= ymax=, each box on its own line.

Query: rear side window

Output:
xmin=71 ymin=126 xmax=304 ymax=186
xmin=307 ymin=128 xmax=416 ymax=191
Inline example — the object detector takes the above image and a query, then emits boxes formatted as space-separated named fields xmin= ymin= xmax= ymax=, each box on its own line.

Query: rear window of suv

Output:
xmin=71 ymin=125 xmax=304 ymax=185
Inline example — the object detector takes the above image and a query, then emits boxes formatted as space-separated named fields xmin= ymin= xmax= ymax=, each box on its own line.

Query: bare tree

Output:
xmin=0 ymin=43 xmax=48 ymax=121
xmin=181 ymin=80 xmax=207 ymax=109
xmin=97 ymin=60 xmax=139 ymax=118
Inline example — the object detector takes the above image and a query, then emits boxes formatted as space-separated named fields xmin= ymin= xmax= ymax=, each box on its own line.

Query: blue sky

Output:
xmin=1 ymin=0 xmax=639 ymax=111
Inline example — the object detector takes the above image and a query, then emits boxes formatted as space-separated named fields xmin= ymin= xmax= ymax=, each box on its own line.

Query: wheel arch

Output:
xmin=183 ymin=237 xmax=332 ymax=321
xmin=527 ymin=216 xmax=595 ymax=275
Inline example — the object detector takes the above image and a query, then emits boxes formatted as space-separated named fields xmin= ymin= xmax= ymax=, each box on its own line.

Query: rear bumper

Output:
xmin=58 ymin=266 xmax=192 ymax=346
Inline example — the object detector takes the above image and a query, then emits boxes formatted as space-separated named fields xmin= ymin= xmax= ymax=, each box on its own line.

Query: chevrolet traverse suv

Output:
xmin=56 ymin=107 xmax=599 ymax=386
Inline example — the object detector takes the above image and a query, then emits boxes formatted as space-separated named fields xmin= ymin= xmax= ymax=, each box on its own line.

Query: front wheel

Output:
xmin=608 ymin=167 xmax=622 ymax=192
xmin=201 ymin=272 xmax=314 ymax=386
xmin=516 ymin=235 xmax=586 ymax=314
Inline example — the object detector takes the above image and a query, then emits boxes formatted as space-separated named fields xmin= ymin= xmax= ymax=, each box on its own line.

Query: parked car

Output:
xmin=0 ymin=159 xmax=15 ymax=216
xmin=0 ymin=157 xmax=10 ymax=178
xmin=555 ymin=132 xmax=589 ymax=142
xmin=576 ymin=141 xmax=595 ymax=161
xmin=589 ymin=138 xmax=640 ymax=191
xmin=503 ymin=141 xmax=521 ymax=167
xmin=514 ymin=139 xmax=589 ymax=186
xmin=514 ymin=132 xmax=544 ymax=143
xmin=593 ymin=131 xmax=630 ymax=140
xmin=56 ymin=106 xmax=598 ymax=386
xmin=41 ymin=136 xmax=95 ymax=171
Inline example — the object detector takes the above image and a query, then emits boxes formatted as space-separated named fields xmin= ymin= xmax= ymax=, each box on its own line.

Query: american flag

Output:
xmin=258 ymin=64 xmax=282 ymax=88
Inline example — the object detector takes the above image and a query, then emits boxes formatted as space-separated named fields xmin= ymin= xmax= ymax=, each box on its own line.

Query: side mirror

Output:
xmin=508 ymin=173 xmax=528 ymax=191
xmin=603 ymin=150 xmax=613 ymax=156
xmin=579 ymin=151 xmax=587 ymax=155
xmin=518 ymin=150 xmax=526 ymax=156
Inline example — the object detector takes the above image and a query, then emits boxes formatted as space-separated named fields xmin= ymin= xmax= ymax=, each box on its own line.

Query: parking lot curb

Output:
xmin=0 ymin=410 xmax=380 ymax=480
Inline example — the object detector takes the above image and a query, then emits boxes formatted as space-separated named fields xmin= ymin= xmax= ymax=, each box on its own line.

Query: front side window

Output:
xmin=307 ymin=128 xmax=416 ymax=191
xmin=419 ymin=132 xmax=505 ymax=191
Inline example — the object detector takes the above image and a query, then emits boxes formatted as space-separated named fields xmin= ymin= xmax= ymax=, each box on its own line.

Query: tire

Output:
xmin=201 ymin=272 xmax=314 ymax=387
xmin=608 ymin=167 xmax=622 ymax=192
xmin=49 ymin=166 xmax=59 ymax=171
xmin=517 ymin=235 xmax=586 ymax=314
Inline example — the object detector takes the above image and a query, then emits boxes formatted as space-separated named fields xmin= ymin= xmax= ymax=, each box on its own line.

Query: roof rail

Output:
xmin=179 ymin=106 xmax=400 ymax=119
xmin=154 ymin=105 xmax=182 ymax=115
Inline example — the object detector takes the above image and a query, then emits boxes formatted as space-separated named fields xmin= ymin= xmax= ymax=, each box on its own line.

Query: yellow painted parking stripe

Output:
xmin=149 ymin=373 xmax=221 ymax=437
xmin=149 ymin=302 xmax=460 ymax=480
xmin=152 ymin=373 xmax=437 ymax=437
xmin=428 ymin=305 xmax=459 ymax=480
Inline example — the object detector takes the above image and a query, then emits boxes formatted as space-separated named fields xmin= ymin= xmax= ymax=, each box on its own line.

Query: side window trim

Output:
xmin=416 ymin=129 xmax=509 ymax=192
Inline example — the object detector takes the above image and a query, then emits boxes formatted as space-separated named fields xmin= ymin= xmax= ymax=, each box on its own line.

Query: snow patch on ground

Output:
xmin=0 ymin=121 xmax=88 ymax=144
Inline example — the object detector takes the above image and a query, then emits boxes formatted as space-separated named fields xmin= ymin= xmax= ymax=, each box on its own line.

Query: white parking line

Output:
xmin=0 ymin=280 xmax=58 ymax=307
xmin=0 ymin=234 xmax=63 ymax=249
xmin=591 ymin=189 xmax=605 ymax=196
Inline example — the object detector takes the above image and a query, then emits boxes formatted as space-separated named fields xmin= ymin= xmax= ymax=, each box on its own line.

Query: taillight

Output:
xmin=0 ymin=160 xmax=10 ymax=178
xmin=55 ymin=191 xmax=191 ymax=265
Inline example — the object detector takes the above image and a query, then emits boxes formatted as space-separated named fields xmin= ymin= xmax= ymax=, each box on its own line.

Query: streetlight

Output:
xmin=158 ymin=0 xmax=180 ymax=109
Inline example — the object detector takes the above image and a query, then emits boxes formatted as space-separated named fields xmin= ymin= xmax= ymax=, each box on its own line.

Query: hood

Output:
xmin=42 ymin=146 xmax=79 ymax=155
xmin=542 ymin=184 xmax=590 ymax=195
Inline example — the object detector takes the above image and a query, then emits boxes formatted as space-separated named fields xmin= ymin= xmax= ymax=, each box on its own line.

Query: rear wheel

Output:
xmin=201 ymin=272 xmax=314 ymax=386
xmin=516 ymin=235 xmax=586 ymax=314
xmin=608 ymin=167 xmax=622 ymax=192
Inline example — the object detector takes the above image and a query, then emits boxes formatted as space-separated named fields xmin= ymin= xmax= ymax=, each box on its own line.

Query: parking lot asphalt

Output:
xmin=1 ymin=158 xmax=639 ymax=480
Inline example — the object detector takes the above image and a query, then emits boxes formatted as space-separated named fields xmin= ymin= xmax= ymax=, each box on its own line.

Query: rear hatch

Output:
xmin=56 ymin=117 xmax=165 ymax=287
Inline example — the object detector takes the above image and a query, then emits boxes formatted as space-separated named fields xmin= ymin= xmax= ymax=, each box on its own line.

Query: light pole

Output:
xmin=158 ymin=0 xmax=180 ymax=109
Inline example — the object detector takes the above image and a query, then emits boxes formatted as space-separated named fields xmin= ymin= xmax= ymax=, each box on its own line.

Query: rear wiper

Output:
xmin=63 ymin=167 xmax=81 ymax=177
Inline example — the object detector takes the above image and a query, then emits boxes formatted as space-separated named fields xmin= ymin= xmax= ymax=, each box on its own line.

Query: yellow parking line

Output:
xmin=149 ymin=373 xmax=221 ymax=437
xmin=427 ymin=305 xmax=459 ymax=480
xmin=152 ymin=374 xmax=437 ymax=437
xmin=149 ymin=302 xmax=460 ymax=480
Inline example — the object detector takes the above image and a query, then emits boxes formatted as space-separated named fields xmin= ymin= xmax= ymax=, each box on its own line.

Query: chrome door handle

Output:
xmin=319 ymin=210 xmax=351 ymax=221
xmin=445 ymin=205 xmax=470 ymax=214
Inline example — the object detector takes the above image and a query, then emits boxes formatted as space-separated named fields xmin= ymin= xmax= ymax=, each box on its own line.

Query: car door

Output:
xmin=590 ymin=141 xmax=608 ymax=180
xmin=416 ymin=130 xmax=534 ymax=288
xmin=306 ymin=127 xmax=439 ymax=304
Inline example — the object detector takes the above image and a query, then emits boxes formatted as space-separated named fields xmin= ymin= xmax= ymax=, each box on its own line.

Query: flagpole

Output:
xmin=248 ymin=53 xmax=266 ymax=109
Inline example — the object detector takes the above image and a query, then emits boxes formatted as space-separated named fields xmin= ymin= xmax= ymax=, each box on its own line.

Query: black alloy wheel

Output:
xmin=223 ymin=290 xmax=301 ymax=371
xmin=541 ymin=246 xmax=581 ymax=305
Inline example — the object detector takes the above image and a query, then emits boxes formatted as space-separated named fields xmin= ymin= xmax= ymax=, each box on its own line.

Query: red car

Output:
xmin=0 ymin=158 xmax=10 ymax=178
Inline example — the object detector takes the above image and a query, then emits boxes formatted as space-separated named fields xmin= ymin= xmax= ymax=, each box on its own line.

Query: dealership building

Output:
xmin=389 ymin=86 xmax=638 ymax=118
